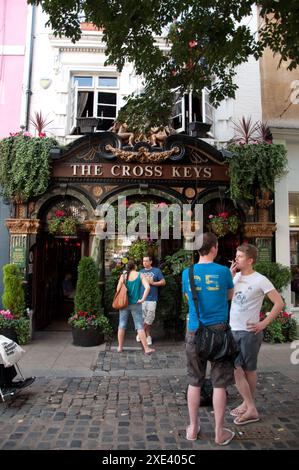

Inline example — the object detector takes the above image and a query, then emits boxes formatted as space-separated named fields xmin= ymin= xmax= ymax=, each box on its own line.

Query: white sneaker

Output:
xmin=146 ymin=336 xmax=152 ymax=346
xmin=136 ymin=334 xmax=141 ymax=342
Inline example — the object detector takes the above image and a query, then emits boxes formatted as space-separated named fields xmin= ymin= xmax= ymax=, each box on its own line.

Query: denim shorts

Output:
xmin=232 ymin=330 xmax=263 ymax=371
xmin=119 ymin=303 xmax=143 ymax=330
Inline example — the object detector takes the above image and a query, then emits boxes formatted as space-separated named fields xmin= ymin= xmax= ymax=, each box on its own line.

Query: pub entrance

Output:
xmin=32 ymin=233 xmax=88 ymax=330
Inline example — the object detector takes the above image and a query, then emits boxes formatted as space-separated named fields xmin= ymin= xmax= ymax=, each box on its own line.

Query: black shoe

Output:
xmin=12 ymin=377 xmax=36 ymax=389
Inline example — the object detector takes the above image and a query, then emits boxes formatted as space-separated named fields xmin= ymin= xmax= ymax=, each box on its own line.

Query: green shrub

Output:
xmin=2 ymin=264 xmax=25 ymax=318
xmin=74 ymin=257 xmax=101 ymax=316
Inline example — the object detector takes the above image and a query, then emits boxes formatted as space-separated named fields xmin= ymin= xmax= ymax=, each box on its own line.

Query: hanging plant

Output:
xmin=0 ymin=132 xmax=57 ymax=202
xmin=208 ymin=212 xmax=240 ymax=237
xmin=48 ymin=210 xmax=79 ymax=236
xmin=227 ymin=142 xmax=288 ymax=201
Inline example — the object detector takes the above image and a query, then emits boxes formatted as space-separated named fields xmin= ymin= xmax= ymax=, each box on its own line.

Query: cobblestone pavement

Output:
xmin=0 ymin=342 xmax=298 ymax=450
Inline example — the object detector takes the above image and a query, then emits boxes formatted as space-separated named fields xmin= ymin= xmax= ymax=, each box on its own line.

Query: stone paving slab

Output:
xmin=0 ymin=369 xmax=298 ymax=450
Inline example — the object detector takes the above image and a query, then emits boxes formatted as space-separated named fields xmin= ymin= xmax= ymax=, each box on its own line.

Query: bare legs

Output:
xmin=187 ymin=385 xmax=201 ymax=439
xmin=233 ymin=367 xmax=259 ymax=419
xmin=118 ymin=328 xmax=155 ymax=354
xmin=187 ymin=385 xmax=234 ymax=444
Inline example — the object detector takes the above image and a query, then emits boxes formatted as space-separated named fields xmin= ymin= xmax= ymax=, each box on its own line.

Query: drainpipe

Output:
xmin=23 ymin=5 xmax=36 ymax=131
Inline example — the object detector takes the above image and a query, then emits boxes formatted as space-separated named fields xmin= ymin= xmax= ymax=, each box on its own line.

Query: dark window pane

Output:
xmin=97 ymin=119 xmax=115 ymax=131
xmin=97 ymin=105 xmax=117 ymax=118
xmin=98 ymin=77 xmax=118 ymax=87
xmin=98 ymin=92 xmax=117 ymax=105
xmin=73 ymin=76 xmax=93 ymax=87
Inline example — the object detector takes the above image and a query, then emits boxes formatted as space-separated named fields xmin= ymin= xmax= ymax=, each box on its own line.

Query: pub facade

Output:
xmin=5 ymin=129 xmax=278 ymax=331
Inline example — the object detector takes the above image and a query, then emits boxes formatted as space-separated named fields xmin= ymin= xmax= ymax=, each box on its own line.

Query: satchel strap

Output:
xmin=188 ymin=265 xmax=201 ymax=324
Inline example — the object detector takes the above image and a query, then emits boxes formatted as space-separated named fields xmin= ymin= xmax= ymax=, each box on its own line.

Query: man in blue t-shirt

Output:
xmin=137 ymin=256 xmax=166 ymax=345
xmin=182 ymin=232 xmax=235 ymax=446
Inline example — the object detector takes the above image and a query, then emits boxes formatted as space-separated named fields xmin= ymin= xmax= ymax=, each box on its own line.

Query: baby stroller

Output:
xmin=0 ymin=335 xmax=35 ymax=402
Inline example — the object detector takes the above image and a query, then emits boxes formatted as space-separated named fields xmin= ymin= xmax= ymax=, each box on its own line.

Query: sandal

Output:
xmin=185 ymin=425 xmax=201 ymax=441
xmin=216 ymin=428 xmax=235 ymax=446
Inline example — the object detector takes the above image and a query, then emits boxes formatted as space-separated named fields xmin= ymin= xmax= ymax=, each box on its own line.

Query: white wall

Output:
xmin=214 ymin=5 xmax=262 ymax=144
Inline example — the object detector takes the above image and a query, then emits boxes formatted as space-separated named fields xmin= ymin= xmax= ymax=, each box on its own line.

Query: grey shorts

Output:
xmin=232 ymin=330 xmax=263 ymax=371
xmin=185 ymin=330 xmax=235 ymax=389
xmin=142 ymin=301 xmax=157 ymax=325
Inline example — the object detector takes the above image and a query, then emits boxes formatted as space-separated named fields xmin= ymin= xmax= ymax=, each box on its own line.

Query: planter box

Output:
xmin=71 ymin=326 xmax=104 ymax=347
xmin=76 ymin=117 xmax=100 ymax=134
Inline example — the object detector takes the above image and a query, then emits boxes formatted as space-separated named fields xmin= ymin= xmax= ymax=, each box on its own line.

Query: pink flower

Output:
xmin=23 ymin=131 xmax=32 ymax=137
xmin=208 ymin=215 xmax=214 ymax=219
xmin=188 ymin=40 xmax=198 ymax=48
xmin=38 ymin=132 xmax=46 ymax=138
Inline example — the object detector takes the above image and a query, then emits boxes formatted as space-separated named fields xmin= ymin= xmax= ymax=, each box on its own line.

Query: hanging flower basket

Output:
xmin=209 ymin=212 xmax=240 ymax=237
xmin=48 ymin=210 xmax=79 ymax=236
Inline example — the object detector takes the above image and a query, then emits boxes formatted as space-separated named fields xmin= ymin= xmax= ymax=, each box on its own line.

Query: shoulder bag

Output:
xmin=188 ymin=265 xmax=239 ymax=362
xmin=112 ymin=273 xmax=129 ymax=310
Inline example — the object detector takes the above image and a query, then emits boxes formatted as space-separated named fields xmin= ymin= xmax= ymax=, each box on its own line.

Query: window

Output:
xmin=69 ymin=74 xmax=119 ymax=133
xmin=98 ymin=77 xmax=118 ymax=87
xmin=170 ymin=88 xmax=214 ymax=135
xmin=289 ymin=193 xmax=299 ymax=306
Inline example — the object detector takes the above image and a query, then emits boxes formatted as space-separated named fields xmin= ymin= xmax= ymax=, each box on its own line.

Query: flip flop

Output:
xmin=233 ymin=416 xmax=260 ymax=426
xmin=230 ymin=407 xmax=247 ymax=417
xmin=185 ymin=425 xmax=201 ymax=441
xmin=216 ymin=428 xmax=235 ymax=446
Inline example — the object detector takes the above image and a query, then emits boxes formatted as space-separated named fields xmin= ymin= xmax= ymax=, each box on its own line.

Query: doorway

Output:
xmin=32 ymin=234 xmax=88 ymax=330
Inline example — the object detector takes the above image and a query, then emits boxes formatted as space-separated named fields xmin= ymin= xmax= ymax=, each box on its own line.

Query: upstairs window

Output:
xmin=70 ymin=75 xmax=119 ymax=133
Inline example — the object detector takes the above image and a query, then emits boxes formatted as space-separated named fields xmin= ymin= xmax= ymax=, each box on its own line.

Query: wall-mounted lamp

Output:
xmin=290 ymin=217 xmax=295 ymax=224
xmin=40 ymin=78 xmax=52 ymax=89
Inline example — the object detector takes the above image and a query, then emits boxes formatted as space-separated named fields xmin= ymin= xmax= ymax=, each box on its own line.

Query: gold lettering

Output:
xmin=122 ymin=166 xmax=130 ymax=176
xmin=111 ymin=165 xmax=121 ymax=176
xmin=94 ymin=165 xmax=103 ymax=176
xmin=184 ymin=167 xmax=192 ymax=178
xmin=81 ymin=165 xmax=91 ymax=176
xmin=203 ymin=167 xmax=212 ymax=178
xmin=144 ymin=166 xmax=153 ymax=177
xmin=71 ymin=164 xmax=79 ymax=176
xmin=172 ymin=167 xmax=181 ymax=177
xmin=194 ymin=167 xmax=202 ymax=178
xmin=155 ymin=166 xmax=162 ymax=177
xmin=132 ymin=166 xmax=144 ymax=177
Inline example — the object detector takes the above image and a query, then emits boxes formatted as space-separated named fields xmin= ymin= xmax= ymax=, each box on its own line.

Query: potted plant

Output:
xmin=208 ymin=212 xmax=240 ymax=237
xmin=48 ymin=210 xmax=78 ymax=236
xmin=69 ymin=257 xmax=112 ymax=346
xmin=1 ymin=264 xmax=30 ymax=344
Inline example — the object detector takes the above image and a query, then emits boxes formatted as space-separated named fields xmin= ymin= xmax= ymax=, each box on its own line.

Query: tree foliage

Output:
xmin=2 ymin=264 xmax=25 ymax=318
xmin=29 ymin=1 xmax=299 ymax=126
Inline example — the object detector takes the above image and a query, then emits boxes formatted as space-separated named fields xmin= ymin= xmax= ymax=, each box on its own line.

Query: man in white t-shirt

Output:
xmin=229 ymin=244 xmax=284 ymax=425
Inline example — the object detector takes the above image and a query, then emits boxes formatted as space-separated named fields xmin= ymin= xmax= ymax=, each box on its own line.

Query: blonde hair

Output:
xmin=237 ymin=244 xmax=258 ymax=263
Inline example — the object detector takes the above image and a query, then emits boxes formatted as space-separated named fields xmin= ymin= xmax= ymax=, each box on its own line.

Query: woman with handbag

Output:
xmin=115 ymin=260 xmax=155 ymax=354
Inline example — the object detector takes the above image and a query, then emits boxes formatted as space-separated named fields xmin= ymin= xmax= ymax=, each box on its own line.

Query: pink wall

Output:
xmin=0 ymin=0 xmax=28 ymax=138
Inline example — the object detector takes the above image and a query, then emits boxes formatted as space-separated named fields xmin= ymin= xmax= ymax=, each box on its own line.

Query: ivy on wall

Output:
xmin=0 ymin=133 xmax=57 ymax=202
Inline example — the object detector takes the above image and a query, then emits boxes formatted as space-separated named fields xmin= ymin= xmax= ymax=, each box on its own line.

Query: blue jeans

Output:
xmin=119 ymin=303 xmax=143 ymax=330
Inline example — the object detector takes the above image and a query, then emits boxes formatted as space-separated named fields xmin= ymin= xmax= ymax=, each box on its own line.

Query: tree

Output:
xmin=29 ymin=1 xmax=299 ymax=129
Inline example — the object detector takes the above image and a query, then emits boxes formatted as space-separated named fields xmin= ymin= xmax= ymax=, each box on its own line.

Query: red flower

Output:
xmin=282 ymin=312 xmax=291 ymax=318
xmin=38 ymin=132 xmax=46 ymax=137
xmin=219 ymin=212 xmax=229 ymax=219
xmin=55 ymin=210 xmax=65 ymax=218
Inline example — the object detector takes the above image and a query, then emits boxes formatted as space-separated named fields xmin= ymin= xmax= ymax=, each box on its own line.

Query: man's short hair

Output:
xmin=143 ymin=255 xmax=153 ymax=262
xmin=237 ymin=244 xmax=258 ymax=263
xmin=198 ymin=232 xmax=218 ymax=256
